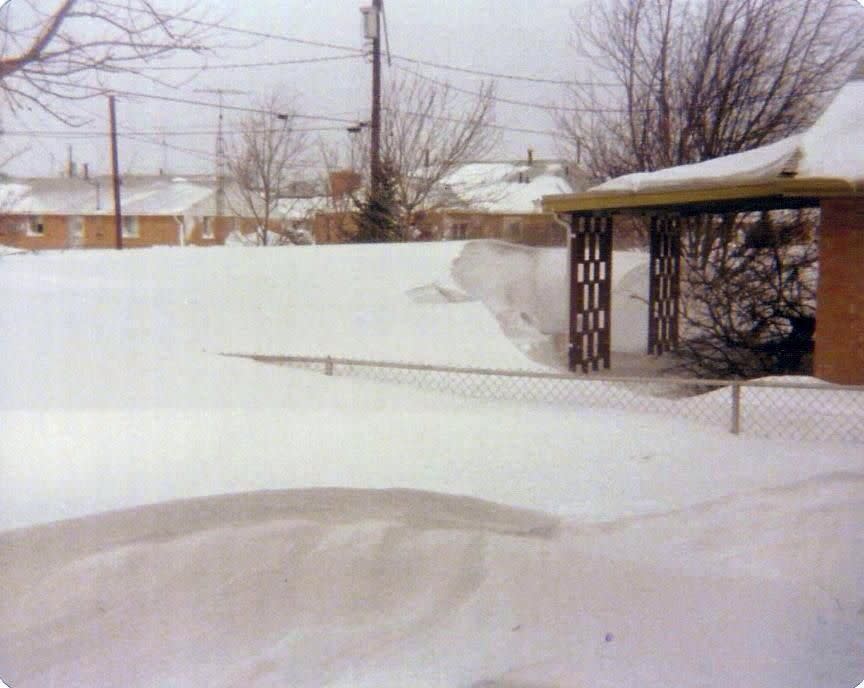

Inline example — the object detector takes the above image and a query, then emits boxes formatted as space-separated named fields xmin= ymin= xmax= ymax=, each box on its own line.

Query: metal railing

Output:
xmin=222 ymin=353 xmax=864 ymax=444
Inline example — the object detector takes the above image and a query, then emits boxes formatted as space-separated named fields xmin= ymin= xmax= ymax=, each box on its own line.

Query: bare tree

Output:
xmin=678 ymin=211 xmax=819 ymax=378
xmin=0 ymin=0 xmax=215 ymax=122
xmin=560 ymin=0 xmax=863 ymax=182
xmin=381 ymin=70 xmax=498 ymax=237
xmin=225 ymin=94 xmax=308 ymax=246
xmin=557 ymin=0 xmax=862 ymax=378
xmin=313 ymin=137 xmax=364 ymax=242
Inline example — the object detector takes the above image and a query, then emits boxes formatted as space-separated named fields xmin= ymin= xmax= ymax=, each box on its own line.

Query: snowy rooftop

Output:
xmin=0 ymin=175 xmax=258 ymax=217
xmin=544 ymin=63 xmax=864 ymax=212
xmin=439 ymin=160 xmax=578 ymax=213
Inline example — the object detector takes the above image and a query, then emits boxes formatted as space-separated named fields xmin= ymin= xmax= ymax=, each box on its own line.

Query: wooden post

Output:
xmin=731 ymin=383 xmax=741 ymax=434
xmin=109 ymin=95 xmax=123 ymax=250
xmin=369 ymin=0 xmax=383 ymax=201
xmin=569 ymin=214 xmax=613 ymax=372
xmin=648 ymin=215 xmax=681 ymax=354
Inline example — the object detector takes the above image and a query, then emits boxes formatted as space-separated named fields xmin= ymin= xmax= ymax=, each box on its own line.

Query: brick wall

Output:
xmin=0 ymin=214 xmax=261 ymax=249
xmin=814 ymin=196 xmax=864 ymax=384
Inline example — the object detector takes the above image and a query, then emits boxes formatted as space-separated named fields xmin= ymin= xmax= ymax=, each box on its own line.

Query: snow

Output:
xmin=451 ymin=240 xmax=649 ymax=354
xmin=440 ymin=161 xmax=574 ymax=212
xmin=0 ymin=176 xmax=219 ymax=216
xmin=0 ymin=241 xmax=862 ymax=688
xmin=587 ymin=70 xmax=864 ymax=194
xmin=0 ymin=183 xmax=29 ymax=210
xmin=118 ymin=177 xmax=214 ymax=215
xmin=797 ymin=79 xmax=864 ymax=182
xmin=594 ymin=136 xmax=802 ymax=193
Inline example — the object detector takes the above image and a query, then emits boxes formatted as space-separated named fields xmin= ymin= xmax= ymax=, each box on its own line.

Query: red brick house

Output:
xmin=0 ymin=175 xmax=263 ymax=250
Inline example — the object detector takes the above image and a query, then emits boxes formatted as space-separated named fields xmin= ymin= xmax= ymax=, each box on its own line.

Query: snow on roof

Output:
xmin=796 ymin=78 xmax=864 ymax=182
xmin=120 ymin=177 xmax=215 ymax=215
xmin=581 ymin=64 xmax=864 ymax=197
xmin=593 ymin=136 xmax=803 ymax=193
xmin=0 ymin=176 xmax=246 ymax=217
xmin=0 ymin=182 xmax=29 ymax=209
xmin=440 ymin=161 xmax=575 ymax=213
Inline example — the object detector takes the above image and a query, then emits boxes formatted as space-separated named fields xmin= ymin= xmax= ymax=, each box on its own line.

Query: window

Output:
xmin=122 ymin=216 xmax=139 ymax=238
xmin=202 ymin=217 xmax=214 ymax=239
xmin=26 ymin=216 xmax=45 ymax=236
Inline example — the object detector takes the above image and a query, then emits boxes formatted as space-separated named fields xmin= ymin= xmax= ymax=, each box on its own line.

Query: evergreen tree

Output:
xmin=352 ymin=159 xmax=401 ymax=243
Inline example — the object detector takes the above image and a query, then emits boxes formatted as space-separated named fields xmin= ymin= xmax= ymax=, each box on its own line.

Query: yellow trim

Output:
xmin=542 ymin=177 xmax=860 ymax=213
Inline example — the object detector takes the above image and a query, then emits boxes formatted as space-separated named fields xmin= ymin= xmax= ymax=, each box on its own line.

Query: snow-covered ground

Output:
xmin=1 ymin=241 xmax=862 ymax=688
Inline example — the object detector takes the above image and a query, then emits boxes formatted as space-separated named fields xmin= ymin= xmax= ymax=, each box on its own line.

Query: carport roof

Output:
xmin=543 ymin=60 xmax=864 ymax=216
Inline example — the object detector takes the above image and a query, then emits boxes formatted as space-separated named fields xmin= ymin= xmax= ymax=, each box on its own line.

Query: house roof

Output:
xmin=543 ymin=61 xmax=864 ymax=215
xmin=438 ymin=160 xmax=582 ymax=214
xmin=0 ymin=175 xmax=257 ymax=217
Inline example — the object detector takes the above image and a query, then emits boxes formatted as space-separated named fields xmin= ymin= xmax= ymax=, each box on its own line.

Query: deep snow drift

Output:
xmin=450 ymin=239 xmax=649 ymax=359
xmin=1 ymin=241 xmax=862 ymax=688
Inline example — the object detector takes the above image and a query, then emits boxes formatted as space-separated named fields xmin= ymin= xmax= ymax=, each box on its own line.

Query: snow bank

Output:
xmin=451 ymin=240 xmax=649 ymax=354
xmin=1 ymin=483 xmax=861 ymax=688
xmin=1 ymin=240 xmax=863 ymax=688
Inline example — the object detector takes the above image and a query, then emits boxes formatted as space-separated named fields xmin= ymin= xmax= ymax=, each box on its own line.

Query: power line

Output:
xmin=390 ymin=54 xmax=606 ymax=87
xmin=120 ymin=131 xmax=326 ymax=170
xmin=391 ymin=64 xmax=566 ymax=113
xmin=136 ymin=54 xmax=365 ymax=71
xmin=95 ymin=0 xmax=610 ymax=88
xmin=48 ymin=82 xmax=363 ymax=125
xmin=0 ymin=125 xmax=346 ymax=138
xmin=392 ymin=63 xmax=845 ymax=116
xmin=96 ymin=0 xmax=365 ymax=55
xmin=382 ymin=106 xmax=560 ymax=139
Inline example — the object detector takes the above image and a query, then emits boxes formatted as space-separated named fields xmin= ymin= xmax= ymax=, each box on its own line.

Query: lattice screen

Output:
xmin=569 ymin=215 xmax=613 ymax=372
xmin=648 ymin=216 xmax=682 ymax=355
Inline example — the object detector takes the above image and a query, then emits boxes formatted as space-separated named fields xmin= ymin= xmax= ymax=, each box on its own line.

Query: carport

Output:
xmin=542 ymin=62 xmax=864 ymax=385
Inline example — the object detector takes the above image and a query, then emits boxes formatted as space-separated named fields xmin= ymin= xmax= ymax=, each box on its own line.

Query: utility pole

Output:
xmin=108 ymin=94 xmax=123 ymax=250
xmin=364 ymin=0 xmax=383 ymax=199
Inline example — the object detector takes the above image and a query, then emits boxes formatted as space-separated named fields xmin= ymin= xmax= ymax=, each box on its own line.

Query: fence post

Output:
xmin=731 ymin=383 xmax=741 ymax=435
xmin=325 ymin=357 xmax=334 ymax=376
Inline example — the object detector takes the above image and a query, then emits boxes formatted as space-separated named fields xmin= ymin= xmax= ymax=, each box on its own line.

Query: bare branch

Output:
xmin=0 ymin=0 xmax=219 ymax=120
xmin=559 ymin=0 xmax=864 ymax=179
xmin=224 ymin=92 xmax=309 ymax=246
xmin=380 ymin=70 xmax=498 ymax=233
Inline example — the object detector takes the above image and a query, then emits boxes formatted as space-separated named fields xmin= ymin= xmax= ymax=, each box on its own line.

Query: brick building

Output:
xmin=0 ymin=175 xmax=263 ymax=250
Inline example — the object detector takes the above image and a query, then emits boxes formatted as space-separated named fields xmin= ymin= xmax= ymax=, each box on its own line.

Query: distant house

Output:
xmin=311 ymin=157 xmax=593 ymax=246
xmin=0 ymin=174 xmax=263 ymax=250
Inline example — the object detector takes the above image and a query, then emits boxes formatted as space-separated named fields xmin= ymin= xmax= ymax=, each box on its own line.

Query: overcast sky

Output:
xmin=9 ymin=0 xmax=861 ymax=179
xmin=3 ymin=0 xmax=592 ymax=178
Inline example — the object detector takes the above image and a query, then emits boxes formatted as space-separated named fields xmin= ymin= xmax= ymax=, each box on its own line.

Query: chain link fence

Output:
xmin=225 ymin=354 xmax=864 ymax=444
